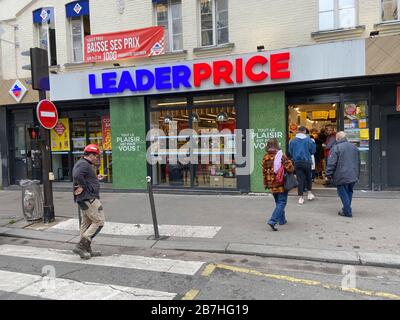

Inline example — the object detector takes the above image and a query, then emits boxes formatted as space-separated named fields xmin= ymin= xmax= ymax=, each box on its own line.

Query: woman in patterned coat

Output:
xmin=262 ymin=138 xmax=294 ymax=231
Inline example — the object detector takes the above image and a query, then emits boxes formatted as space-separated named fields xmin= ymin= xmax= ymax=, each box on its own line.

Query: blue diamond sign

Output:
xmin=9 ymin=80 xmax=27 ymax=103
xmin=74 ymin=3 xmax=82 ymax=14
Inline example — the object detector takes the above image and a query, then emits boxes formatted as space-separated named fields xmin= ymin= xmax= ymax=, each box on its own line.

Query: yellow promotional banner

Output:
xmin=329 ymin=110 xmax=336 ymax=119
xmin=360 ymin=129 xmax=369 ymax=140
xmin=102 ymin=116 xmax=112 ymax=151
xmin=312 ymin=111 xmax=329 ymax=120
xmin=300 ymin=112 xmax=307 ymax=121
xmin=51 ymin=118 xmax=70 ymax=151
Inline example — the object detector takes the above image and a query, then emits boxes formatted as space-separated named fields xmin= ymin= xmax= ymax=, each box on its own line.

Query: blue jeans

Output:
xmin=337 ymin=183 xmax=355 ymax=216
xmin=268 ymin=192 xmax=288 ymax=225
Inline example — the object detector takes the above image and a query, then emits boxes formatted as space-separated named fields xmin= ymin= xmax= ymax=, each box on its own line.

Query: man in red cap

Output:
xmin=72 ymin=144 xmax=105 ymax=259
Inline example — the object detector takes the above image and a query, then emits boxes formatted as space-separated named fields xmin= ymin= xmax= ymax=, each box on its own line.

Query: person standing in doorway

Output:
xmin=323 ymin=125 xmax=337 ymax=186
xmin=325 ymin=131 xmax=360 ymax=218
xmin=72 ymin=144 xmax=106 ymax=259
xmin=288 ymin=126 xmax=316 ymax=205
xmin=263 ymin=138 xmax=294 ymax=231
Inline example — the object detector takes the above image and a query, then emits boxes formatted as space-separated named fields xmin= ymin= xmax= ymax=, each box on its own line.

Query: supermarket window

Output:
xmin=200 ymin=0 xmax=229 ymax=47
xmin=343 ymin=101 xmax=370 ymax=189
xmin=318 ymin=0 xmax=357 ymax=31
xmin=33 ymin=7 xmax=57 ymax=66
xmin=381 ymin=0 xmax=399 ymax=22
xmin=155 ymin=0 xmax=183 ymax=52
xmin=66 ymin=1 xmax=91 ymax=62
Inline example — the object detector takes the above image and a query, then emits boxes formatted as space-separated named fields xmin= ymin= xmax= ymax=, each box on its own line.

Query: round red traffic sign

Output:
xmin=37 ymin=99 xmax=58 ymax=129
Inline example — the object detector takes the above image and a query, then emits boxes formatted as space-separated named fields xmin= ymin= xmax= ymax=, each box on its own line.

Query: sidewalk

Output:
xmin=1 ymin=189 xmax=400 ymax=268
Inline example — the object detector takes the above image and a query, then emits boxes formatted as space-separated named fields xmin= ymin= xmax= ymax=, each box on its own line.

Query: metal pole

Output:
xmin=39 ymin=90 xmax=55 ymax=223
xmin=146 ymin=176 xmax=160 ymax=239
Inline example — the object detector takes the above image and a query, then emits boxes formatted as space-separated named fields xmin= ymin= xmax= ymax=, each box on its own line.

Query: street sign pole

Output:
xmin=39 ymin=91 xmax=55 ymax=224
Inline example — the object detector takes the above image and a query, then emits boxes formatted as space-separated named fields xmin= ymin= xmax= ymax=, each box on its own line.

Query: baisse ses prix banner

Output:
xmin=84 ymin=26 xmax=165 ymax=63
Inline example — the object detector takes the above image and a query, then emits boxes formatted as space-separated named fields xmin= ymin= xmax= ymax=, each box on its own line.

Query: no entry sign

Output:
xmin=37 ymin=99 xmax=58 ymax=129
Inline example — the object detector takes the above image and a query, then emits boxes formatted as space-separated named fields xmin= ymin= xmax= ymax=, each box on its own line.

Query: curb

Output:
xmin=1 ymin=228 xmax=400 ymax=269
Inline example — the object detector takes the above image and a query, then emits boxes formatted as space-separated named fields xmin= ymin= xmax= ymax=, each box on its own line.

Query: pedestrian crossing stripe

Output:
xmin=0 ymin=270 xmax=176 ymax=300
xmin=0 ymin=244 xmax=204 ymax=276
xmin=48 ymin=219 xmax=221 ymax=238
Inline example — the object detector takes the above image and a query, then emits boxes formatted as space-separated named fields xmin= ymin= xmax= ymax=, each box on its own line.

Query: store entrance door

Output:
xmin=387 ymin=114 xmax=400 ymax=188
xmin=287 ymin=103 xmax=338 ymax=188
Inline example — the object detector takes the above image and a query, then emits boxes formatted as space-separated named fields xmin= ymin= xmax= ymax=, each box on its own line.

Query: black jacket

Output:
xmin=326 ymin=138 xmax=360 ymax=186
xmin=72 ymin=158 xmax=100 ymax=202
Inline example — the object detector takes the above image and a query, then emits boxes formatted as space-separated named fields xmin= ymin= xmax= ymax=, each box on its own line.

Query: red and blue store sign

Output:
xmin=89 ymin=52 xmax=290 ymax=95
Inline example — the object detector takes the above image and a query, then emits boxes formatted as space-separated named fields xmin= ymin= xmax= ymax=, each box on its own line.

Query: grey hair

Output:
xmin=336 ymin=131 xmax=346 ymax=141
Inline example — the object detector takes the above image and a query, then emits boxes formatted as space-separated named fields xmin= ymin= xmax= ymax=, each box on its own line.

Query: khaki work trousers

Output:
xmin=79 ymin=199 xmax=105 ymax=241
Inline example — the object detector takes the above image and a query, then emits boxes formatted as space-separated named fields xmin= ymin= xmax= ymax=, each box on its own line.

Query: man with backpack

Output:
xmin=288 ymin=126 xmax=316 ymax=205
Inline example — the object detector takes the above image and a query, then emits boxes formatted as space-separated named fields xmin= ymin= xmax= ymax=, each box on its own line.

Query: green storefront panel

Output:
xmin=249 ymin=91 xmax=286 ymax=192
xmin=110 ymin=97 xmax=147 ymax=189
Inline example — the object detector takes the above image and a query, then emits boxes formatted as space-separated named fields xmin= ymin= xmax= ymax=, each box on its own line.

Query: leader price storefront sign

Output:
xmin=84 ymin=26 xmax=165 ymax=63
xmin=50 ymin=39 xmax=365 ymax=101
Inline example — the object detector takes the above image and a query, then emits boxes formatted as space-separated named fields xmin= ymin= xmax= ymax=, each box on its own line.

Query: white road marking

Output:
xmin=0 ymin=270 xmax=175 ymax=300
xmin=50 ymin=218 xmax=221 ymax=238
xmin=0 ymin=244 xmax=204 ymax=276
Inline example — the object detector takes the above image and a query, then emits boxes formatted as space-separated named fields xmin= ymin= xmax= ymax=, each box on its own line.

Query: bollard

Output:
xmin=146 ymin=176 xmax=160 ymax=239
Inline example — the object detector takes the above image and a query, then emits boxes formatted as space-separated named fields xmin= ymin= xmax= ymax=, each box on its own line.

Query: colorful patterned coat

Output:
xmin=262 ymin=150 xmax=294 ymax=193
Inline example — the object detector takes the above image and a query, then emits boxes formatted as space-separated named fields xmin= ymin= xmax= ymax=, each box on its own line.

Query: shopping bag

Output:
xmin=284 ymin=172 xmax=298 ymax=192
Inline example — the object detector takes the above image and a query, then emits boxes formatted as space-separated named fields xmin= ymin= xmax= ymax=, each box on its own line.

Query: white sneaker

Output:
xmin=298 ymin=197 xmax=304 ymax=205
xmin=307 ymin=192 xmax=315 ymax=201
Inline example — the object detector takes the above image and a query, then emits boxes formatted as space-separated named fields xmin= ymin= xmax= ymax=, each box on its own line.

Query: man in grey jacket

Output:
xmin=325 ymin=131 xmax=360 ymax=218
xmin=72 ymin=144 xmax=105 ymax=259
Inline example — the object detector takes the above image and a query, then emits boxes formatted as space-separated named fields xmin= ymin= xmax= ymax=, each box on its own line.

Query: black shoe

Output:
xmin=73 ymin=238 xmax=91 ymax=259
xmin=338 ymin=211 xmax=352 ymax=218
xmin=267 ymin=223 xmax=278 ymax=231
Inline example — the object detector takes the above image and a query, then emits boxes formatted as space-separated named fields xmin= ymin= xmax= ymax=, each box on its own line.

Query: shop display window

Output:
xmin=51 ymin=115 xmax=113 ymax=183
xmin=149 ymin=94 xmax=237 ymax=189
xmin=343 ymin=101 xmax=370 ymax=189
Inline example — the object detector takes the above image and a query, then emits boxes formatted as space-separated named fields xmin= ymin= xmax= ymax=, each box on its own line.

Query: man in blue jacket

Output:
xmin=326 ymin=131 xmax=360 ymax=218
xmin=289 ymin=126 xmax=316 ymax=205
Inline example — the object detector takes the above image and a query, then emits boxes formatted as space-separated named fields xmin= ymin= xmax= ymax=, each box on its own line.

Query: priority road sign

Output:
xmin=37 ymin=99 xmax=58 ymax=129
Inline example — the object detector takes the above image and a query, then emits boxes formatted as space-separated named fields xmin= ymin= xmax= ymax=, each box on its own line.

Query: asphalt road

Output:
xmin=0 ymin=236 xmax=399 ymax=302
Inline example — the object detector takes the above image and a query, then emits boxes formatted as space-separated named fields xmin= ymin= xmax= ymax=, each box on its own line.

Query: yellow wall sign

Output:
xmin=312 ymin=111 xmax=329 ymax=120
xmin=329 ymin=110 xmax=336 ymax=119
xmin=300 ymin=112 xmax=307 ymax=121
xmin=51 ymin=118 xmax=70 ymax=151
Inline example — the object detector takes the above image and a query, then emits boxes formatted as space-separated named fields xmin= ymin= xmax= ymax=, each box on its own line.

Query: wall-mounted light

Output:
xmin=370 ymin=31 xmax=379 ymax=38
xmin=164 ymin=115 xmax=173 ymax=124
xmin=257 ymin=45 xmax=265 ymax=52
xmin=216 ymin=112 xmax=228 ymax=122
xmin=191 ymin=113 xmax=200 ymax=123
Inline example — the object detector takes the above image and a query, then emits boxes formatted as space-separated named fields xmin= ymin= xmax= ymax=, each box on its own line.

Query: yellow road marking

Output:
xmin=181 ymin=289 xmax=199 ymax=300
xmin=202 ymin=263 xmax=400 ymax=300
xmin=201 ymin=264 xmax=217 ymax=277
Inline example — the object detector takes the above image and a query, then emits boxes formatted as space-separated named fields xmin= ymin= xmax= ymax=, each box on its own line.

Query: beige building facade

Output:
xmin=1 ymin=0 xmax=399 ymax=191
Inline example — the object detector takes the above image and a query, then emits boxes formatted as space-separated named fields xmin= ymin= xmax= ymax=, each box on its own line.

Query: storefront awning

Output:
xmin=32 ymin=7 xmax=53 ymax=24
xmin=66 ymin=0 xmax=90 ymax=18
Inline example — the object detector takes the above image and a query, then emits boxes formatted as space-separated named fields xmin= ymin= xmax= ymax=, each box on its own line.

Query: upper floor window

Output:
xmin=155 ymin=0 xmax=183 ymax=52
xmin=318 ymin=0 xmax=357 ymax=31
xmin=66 ymin=1 xmax=91 ymax=62
xmin=33 ymin=7 xmax=57 ymax=66
xmin=200 ymin=0 xmax=229 ymax=47
xmin=381 ymin=0 xmax=399 ymax=22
